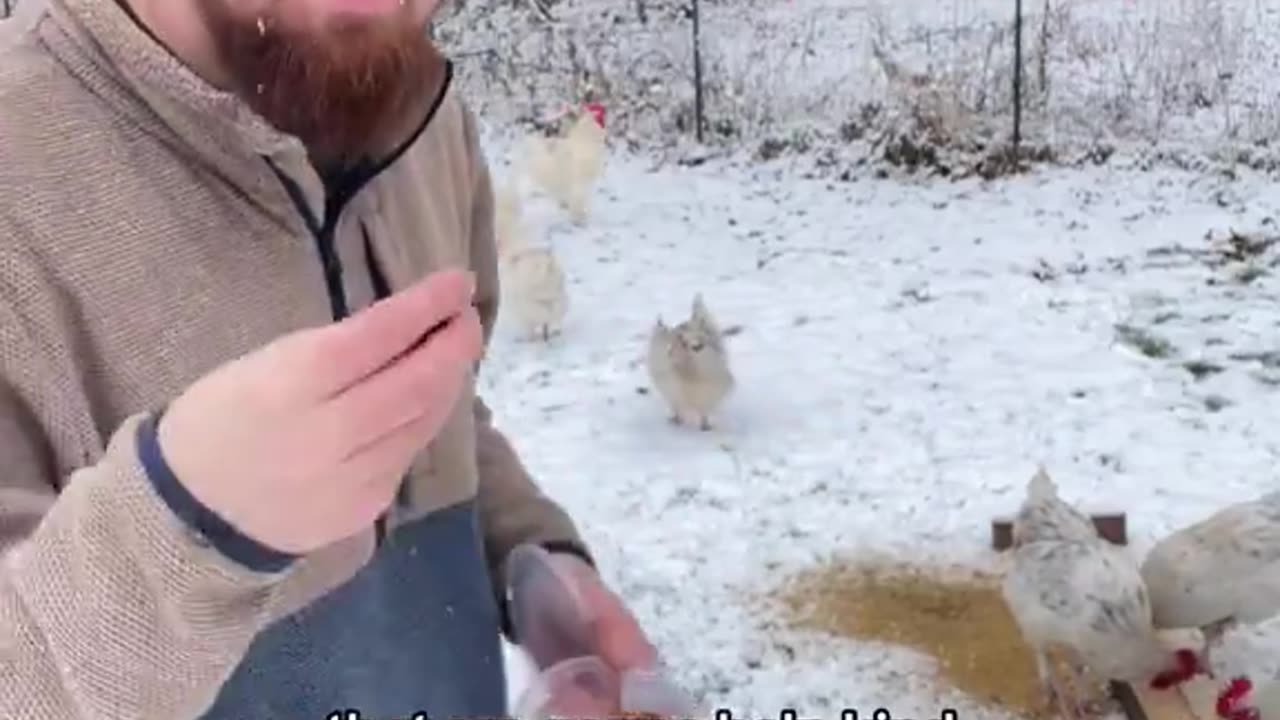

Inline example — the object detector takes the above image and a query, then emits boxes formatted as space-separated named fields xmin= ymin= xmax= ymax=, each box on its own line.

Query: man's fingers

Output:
xmin=581 ymin=568 xmax=660 ymax=671
xmin=330 ymin=399 xmax=451 ymax=504
xmin=321 ymin=307 xmax=484 ymax=452
xmin=537 ymin=657 xmax=622 ymax=717
xmin=304 ymin=269 xmax=474 ymax=395
xmin=554 ymin=556 xmax=660 ymax=672
xmin=517 ymin=656 xmax=622 ymax=720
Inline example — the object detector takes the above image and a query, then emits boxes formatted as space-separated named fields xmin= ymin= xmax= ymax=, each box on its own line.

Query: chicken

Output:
xmin=646 ymin=294 xmax=733 ymax=431
xmin=1141 ymin=491 xmax=1280 ymax=671
xmin=494 ymin=180 xmax=569 ymax=341
xmin=495 ymin=178 xmax=525 ymax=252
xmin=1011 ymin=465 xmax=1100 ymax=546
xmin=520 ymin=102 xmax=607 ymax=226
xmin=1002 ymin=468 xmax=1202 ymax=720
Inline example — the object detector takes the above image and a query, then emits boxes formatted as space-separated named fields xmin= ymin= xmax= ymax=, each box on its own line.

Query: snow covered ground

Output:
xmin=482 ymin=137 xmax=1280 ymax=719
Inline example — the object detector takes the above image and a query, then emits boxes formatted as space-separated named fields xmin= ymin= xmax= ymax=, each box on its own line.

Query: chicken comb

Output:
xmin=583 ymin=102 xmax=606 ymax=128
xmin=1216 ymin=677 xmax=1254 ymax=718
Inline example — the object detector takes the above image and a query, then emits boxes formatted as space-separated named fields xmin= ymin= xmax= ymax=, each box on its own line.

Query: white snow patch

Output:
xmin=483 ymin=135 xmax=1280 ymax=718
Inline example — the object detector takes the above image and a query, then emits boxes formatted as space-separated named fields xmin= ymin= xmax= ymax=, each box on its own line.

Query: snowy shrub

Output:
xmin=436 ymin=0 xmax=1280 ymax=174
xmin=5 ymin=0 xmax=1275 ymax=173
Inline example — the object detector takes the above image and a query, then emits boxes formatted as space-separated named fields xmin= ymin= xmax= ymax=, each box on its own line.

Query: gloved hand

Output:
xmin=505 ymin=544 xmax=700 ymax=719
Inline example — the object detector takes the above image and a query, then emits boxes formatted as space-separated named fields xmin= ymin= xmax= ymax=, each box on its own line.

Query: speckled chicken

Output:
xmin=494 ymin=181 xmax=569 ymax=341
xmin=646 ymin=294 xmax=733 ymax=431
xmin=1142 ymin=491 xmax=1280 ymax=672
xmin=1002 ymin=467 xmax=1202 ymax=720
xmin=1010 ymin=466 xmax=1099 ymax=546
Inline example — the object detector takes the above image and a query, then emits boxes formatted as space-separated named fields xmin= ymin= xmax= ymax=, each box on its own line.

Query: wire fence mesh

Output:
xmin=435 ymin=0 xmax=1280 ymax=163
xmin=5 ymin=0 xmax=1278 ymax=166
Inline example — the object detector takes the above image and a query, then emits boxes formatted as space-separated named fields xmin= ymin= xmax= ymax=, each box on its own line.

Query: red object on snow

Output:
xmin=1217 ymin=677 xmax=1259 ymax=720
xmin=583 ymin=102 xmax=606 ymax=128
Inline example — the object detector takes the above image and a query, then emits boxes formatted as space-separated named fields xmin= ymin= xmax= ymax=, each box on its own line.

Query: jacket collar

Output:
xmin=45 ymin=0 xmax=306 ymax=159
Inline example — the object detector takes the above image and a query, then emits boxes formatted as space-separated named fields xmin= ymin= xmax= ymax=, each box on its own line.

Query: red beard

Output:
xmin=198 ymin=1 xmax=438 ymax=165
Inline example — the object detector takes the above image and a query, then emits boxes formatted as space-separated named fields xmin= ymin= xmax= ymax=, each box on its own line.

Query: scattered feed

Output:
xmin=771 ymin=559 xmax=1111 ymax=720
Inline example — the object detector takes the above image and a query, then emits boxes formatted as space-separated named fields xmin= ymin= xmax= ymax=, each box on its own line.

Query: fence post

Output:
xmin=691 ymin=0 xmax=705 ymax=142
xmin=1012 ymin=0 xmax=1024 ymax=159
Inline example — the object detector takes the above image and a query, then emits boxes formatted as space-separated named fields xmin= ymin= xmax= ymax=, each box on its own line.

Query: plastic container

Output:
xmin=505 ymin=544 xmax=702 ymax=719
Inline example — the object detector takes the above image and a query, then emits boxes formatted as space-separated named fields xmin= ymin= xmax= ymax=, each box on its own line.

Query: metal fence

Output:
xmin=436 ymin=0 xmax=1280 ymax=160
xmin=6 ymin=0 xmax=1275 ymax=159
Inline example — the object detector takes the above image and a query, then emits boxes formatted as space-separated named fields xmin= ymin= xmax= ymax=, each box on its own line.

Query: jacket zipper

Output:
xmin=260 ymin=61 xmax=456 ymax=549
xmin=270 ymin=165 xmax=385 ymax=540
xmin=362 ymin=223 xmax=411 ymax=513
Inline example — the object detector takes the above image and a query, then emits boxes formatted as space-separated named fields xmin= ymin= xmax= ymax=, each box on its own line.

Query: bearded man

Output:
xmin=0 ymin=1 xmax=656 ymax=718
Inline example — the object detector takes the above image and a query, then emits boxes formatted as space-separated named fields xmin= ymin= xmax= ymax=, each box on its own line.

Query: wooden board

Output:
xmin=1114 ymin=677 xmax=1219 ymax=720
xmin=991 ymin=513 xmax=1128 ymax=550
xmin=1177 ymin=676 xmax=1221 ymax=720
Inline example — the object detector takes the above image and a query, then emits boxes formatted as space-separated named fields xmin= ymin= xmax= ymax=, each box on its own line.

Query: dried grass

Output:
xmin=770 ymin=558 xmax=1111 ymax=720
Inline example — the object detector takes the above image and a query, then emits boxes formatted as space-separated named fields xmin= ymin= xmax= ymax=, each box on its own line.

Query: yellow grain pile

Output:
xmin=771 ymin=558 xmax=1110 ymax=719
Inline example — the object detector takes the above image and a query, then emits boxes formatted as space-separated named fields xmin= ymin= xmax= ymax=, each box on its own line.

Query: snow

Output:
xmin=482 ymin=135 xmax=1280 ymax=719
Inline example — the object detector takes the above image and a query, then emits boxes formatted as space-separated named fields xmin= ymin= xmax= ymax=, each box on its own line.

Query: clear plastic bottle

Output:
xmin=505 ymin=544 xmax=702 ymax=720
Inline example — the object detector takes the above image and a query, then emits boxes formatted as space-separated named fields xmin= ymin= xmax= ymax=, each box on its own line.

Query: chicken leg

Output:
xmin=1058 ymin=657 xmax=1109 ymax=717
xmin=1199 ymin=617 xmax=1237 ymax=676
xmin=566 ymin=187 xmax=589 ymax=226
xmin=1035 ymin=648 xmax=1082 ymax=720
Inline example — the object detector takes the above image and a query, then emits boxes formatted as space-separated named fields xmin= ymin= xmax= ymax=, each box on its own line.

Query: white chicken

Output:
xmin=1002 ymin=467 xmax=1203 ymax=720
xmin=1143 ymin=491 xmax=1280 ymax=650
xmin=494 ymin=180 xmax=569 ymax=342
xmin=520 ymin=102 xmax=607 ymax=226
xmin=646 ymin=294 xmax=733 ymax=431
xmin=1009 ymin=466 xmax=1099 ymax=546
xmin=1142 ymin=491 xmax=1280 ymax=674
